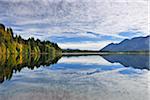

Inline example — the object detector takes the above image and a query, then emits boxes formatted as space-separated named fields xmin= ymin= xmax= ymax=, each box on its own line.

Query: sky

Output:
xmin=0 ymin=0 xmax=149 ymax=50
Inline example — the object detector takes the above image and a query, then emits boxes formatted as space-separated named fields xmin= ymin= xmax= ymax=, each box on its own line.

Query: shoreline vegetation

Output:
xmin=62 ymin=49 xmax=150 ymax=56
xmin=0 ymin=23 xmax=149 ymax=57
xmin=0 ymin=23 xmax=149 ymax=82
xmin=0 ymin=23 xmax=62 ymax=57
xmin=62 ymin=52 xmax=150 ymax=56
xmin=0 ymin=23 xmax=63 ymax=83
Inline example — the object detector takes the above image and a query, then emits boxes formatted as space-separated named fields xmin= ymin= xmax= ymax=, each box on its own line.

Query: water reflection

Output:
xmin=0 ymin=54 xmax=149 ymax=83
xmin=0 ymin=54 xmax=149 ymax=100
xmin=0 ymin=54 xmax=61 ymax=83
xmin=101 ymin=54 xmax=150 ymax=70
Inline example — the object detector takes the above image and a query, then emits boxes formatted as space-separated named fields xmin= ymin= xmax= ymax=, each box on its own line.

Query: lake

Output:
xmin=0 ymin=54 xmax=149 ymax=100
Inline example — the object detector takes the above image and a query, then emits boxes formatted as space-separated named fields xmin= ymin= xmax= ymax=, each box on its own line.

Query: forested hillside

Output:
xmin=0 ymin=23 xmax=62 ymax=55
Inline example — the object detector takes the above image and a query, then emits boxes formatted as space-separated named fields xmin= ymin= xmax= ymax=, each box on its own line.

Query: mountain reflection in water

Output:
xmin=0 ymin=54 xmax=149 ymax=100
xmin=0 ymin=54 xmax=149 ymax=83
xmin=102 ymin=54 xmax=149 ymax=70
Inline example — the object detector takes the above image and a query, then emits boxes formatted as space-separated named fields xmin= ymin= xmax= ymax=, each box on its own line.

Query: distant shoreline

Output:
xmin=62 ymin=51 xmax=150 ymax=56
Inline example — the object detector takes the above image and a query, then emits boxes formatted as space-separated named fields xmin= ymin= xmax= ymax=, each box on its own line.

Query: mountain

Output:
xmin=100 ymin=36 xmax=150 ymax=52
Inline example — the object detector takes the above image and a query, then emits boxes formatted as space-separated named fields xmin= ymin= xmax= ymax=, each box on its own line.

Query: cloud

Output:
xmin=0 ymin=0 xmax=148 ymax=49
xmin=58 ymin=41 xmax=119 ymax=50
xmin=58 ymin=56 xmax=120 ymax=66
xmin=0 ymin=0 xmax=148 ymax=34
xmin=47 ymin=31 xmax=123 ymax=44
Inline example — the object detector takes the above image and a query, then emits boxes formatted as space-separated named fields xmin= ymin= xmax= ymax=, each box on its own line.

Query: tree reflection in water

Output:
xmin=0 ymin=54 xmax=61 ymax=83
xmin=0 ymin=54 xmax=149 ymax=84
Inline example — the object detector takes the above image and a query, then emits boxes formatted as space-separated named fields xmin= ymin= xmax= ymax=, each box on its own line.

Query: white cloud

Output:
xmin=58 ymin=56 xmax=120 ymax=66
xmin=58 ymin=41 xmax=119 ymax=50
xmin=0 ymin=0 xmax=148 ymax=34
xmin=0 ymin=0 xmax=148 ymax=49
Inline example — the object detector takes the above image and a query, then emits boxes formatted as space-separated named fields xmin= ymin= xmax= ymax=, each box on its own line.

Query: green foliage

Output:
xmin=0 ymin=23 xmax=62 ymax=55
xmin=0 ymin=23 xmax=62 ymax=83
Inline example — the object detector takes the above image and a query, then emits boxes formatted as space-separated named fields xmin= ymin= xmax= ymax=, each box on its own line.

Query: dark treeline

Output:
xmin=63 ymin=49 xmax=99 ymax=53
xmin=0 ymin=53 xmax=61 ymax=83
xmin=0 ymin=23 xmax=62 ymax=55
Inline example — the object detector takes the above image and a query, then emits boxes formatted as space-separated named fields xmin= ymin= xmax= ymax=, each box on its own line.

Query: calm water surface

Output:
xmin=0 ymin=54 xmax=149 ymax=100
